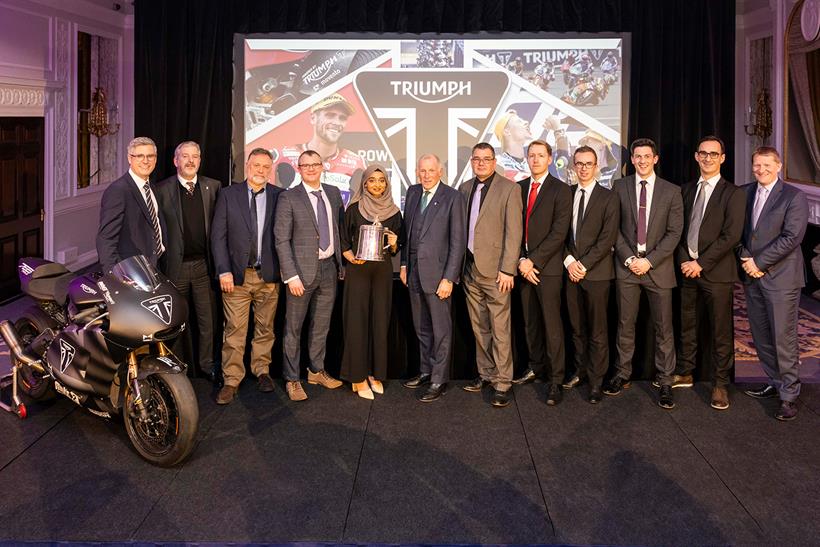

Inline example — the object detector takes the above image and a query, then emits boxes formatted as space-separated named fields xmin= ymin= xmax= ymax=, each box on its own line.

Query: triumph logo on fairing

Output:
xmin=141 ymin=295 xmax=173 ymax=325
xmin=19 ymin=263 xmax=34 ymax=275
xmin=81 ymin=284 xmax=97 ymax=294
xmin=59 ymin=339 xmax=76 ymax=373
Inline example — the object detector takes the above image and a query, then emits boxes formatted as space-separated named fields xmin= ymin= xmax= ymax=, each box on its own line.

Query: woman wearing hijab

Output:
xmin=340 ymin=165 xmax=404 ymax=399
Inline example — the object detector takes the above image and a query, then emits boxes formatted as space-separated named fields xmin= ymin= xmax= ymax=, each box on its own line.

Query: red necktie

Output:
xmin=525 ymin=181 xmax=541 ymax=244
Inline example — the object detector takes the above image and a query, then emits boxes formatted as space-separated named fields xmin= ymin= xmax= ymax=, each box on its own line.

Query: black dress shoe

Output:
xmin=603 ymin=376 xmax=632 ymax=396
xmin=658 ymin=385 xmax=675 ymax=409
xmin=257 ymin=373 xmax=275 ymax=393
xmin=744 ymin=385 xmax=778 ymax=399
xmin=589 ymin=388 xmax=602 ymax=404
xmin=775 ymin=400 xmax=798 ymax=421
xmin=513 ymin=369 xmax=538 ymax=385
xmin=419 ymin=383 xmax=446 ymax=402
xmin=403 ymin=374 xmax=432 ymax=389
xmin=546 ymin=384 xmax=563 ymax=406
xmin=491 ymin=389 xmax=510 ymax=408
xmin=562 ymin=375 xmax=588 ymax=389
xmin=463 ymin=377 xmax=490 ymax=392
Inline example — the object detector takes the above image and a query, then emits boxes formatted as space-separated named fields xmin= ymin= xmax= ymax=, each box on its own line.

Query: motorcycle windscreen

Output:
xmin=110 ymin=255 xmax=162 ymax=292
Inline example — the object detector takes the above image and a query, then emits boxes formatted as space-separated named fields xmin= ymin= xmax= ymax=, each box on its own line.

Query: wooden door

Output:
xmin=0 ymin=117 xmax=44 ymax=302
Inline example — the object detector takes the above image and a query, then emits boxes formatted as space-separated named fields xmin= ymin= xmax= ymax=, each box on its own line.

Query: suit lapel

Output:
xmin=700 ymin=179 xmax=723 ymax=227
xmin=169 ymin=181 xmax=184 ymax=234
xmin=262 ymin=186 xmax=275 ymax=234
xmin=475 ymin=173 xmax=498 ymax=225
xmin=646 ymin=178 xmax=664 ymax=236
xmin=579 ymin=183 xmax=601 ymax=235
xmin=625 ymin=176 xmax=638 ymax=229
xmin=297 ymin=184 xmax=320 ymax=233
xmin=127 ymin=176 xmax=154 ymax=225
xmin=198 ymin=180 xmax=211 ymax=237
xmin=420 ymin=185 xmax=446 ymax=238
xmin=754 ymin=180 xmax=783 ymax=233
xmin=237 ymin=181 xmax=253 ymax=232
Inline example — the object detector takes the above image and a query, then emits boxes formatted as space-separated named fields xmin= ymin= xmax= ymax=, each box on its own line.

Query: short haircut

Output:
xmin=247 ymin=147 xmax=273 ymax=161
xmin=297 ymin=149 xmax=321 ymax=164
xmin=471 ymin=142 xmax=495 ymax=158
xmin=752 ymin=146 xmax=781 ymax=163
xmin=127 ymin=137 xmax=157 ymax=155
xmin=630 ymin=138 xmax=658 ymax=156
xmin=417 ymin=153 xmax=442 ymax=169
xmin=174 ymin=140 xmax=201 ymax=157
xmin=573 ymin=145 xmax=598 ymax=162
xmin=697 ymin=135 xmax=725 ymax=154
xmin=527 ymin=139 xmax=552 ymax=156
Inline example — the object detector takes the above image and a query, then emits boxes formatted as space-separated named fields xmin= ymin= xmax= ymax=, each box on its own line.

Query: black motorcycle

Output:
xmin=0 ymin=255 xmax=199 ymax=467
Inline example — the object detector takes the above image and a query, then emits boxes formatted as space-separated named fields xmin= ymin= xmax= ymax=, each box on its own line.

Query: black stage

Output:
xmin=1 ymin=378 xmax=819 ymax=545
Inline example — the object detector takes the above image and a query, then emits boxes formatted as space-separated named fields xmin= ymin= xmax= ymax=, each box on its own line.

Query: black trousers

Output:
xmin=340 ymin=259 xmax=393 ymax=383
xmin=520 ymin=275 xmax=565 ymax=384
xmin=171 ymin=258 xmax=216 ymax=375
xmin=676 ymin=277 xmax=734 ymax=386
xmin=565 ymin=278 xmax=611 ymax=389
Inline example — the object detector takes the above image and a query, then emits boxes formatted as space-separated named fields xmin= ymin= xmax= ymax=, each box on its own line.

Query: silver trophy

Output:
xmin=355 ymin=218 xmax=392 ymax=261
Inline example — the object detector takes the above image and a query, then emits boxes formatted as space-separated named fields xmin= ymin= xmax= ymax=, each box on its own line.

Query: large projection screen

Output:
xmin=234 ymin=34 xmax=628 ymax=209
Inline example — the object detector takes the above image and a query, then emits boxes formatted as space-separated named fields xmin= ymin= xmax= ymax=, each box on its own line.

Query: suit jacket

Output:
xmin=739 ymin=179 xmax=808 ymax=290
xmin=675 ymin=177 xmax=745 ymax=283
xmin=210 ymin=180 xmax=282 ymax=286
xmin=401 ymin=182 xmax=466 ymax=293
xmin=459 ymin=172 xmax=523 ymax=278
xmin=563 ymin=183 xmax=620 ymax=282
xmin=519 ymin=174 xmax=572 ymax=276
xmin=274 ymin=183 xmax=344 ymax=286
xmin=155 ymin=175 xmax=220 ymax=281
xmin=613 ymin=174 xmax=683 ymax=289
xmin=96 ymin=172 xmax=167 ymax=272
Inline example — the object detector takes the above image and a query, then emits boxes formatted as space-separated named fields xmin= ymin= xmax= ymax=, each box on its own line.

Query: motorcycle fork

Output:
xmin=127 ymin=351 xmax=149 ymax=421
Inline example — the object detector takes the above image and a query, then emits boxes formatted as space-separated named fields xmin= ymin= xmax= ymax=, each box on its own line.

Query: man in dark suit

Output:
xmin=512 ymin=140 xmax=572 ymax=406
xmin=400 ymin=154 xmax=466 ymax=402
xmin=671 ymin=136 xmax=745 ymax=410
xmin=96 ymin=137 xmax=166 ymax=272
xmin=562 ymin=145 xmax=620 ymax=404
xmin=740 ymin=146 xmax=809 ymax=421
xmin=210 ymin=148 xmax=282 ymax=404
xmin=274 ymin=149 xmax=344 ymax=401
xmin=459 ymin=142 xmax=523 ymax=408
xmin=155 ymin=141 xmax=220 ymax=383
xmin=606 ymin=138 xmax=683 ymax=409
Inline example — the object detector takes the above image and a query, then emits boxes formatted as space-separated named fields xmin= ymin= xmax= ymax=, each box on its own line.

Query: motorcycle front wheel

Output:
xmin=123 ymin=373 xmax=199 ymax=467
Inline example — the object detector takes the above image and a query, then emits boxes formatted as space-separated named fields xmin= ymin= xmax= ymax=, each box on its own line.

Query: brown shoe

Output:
xmin=257 ymin=373 xmax=275 ymax=393
xmin=216 ymin=385 xmax=237 ymax=405
xmin=286 ymin=381 xmax=308 ymax=401
xmin=671 ymin=374 xmax=694 ymax=388
xmin=307 ymin=369 xmax=342 ymax=389
xmin=711 ymin=386 xmax=729 ymax=410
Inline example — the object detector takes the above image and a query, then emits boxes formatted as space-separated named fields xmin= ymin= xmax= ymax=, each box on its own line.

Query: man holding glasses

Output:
xmin=459 ymin=142 xmax=523 ymax=408
xmin=97 ymin=136 xmax=166 ymax=272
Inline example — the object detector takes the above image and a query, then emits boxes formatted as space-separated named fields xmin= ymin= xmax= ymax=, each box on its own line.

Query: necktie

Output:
xmin=312 ymin=190 xmax=330 ymax=251
xmin=752 ymin=185 xmax=768 ymax=229
xmin=421 ymin=190 xmax=431 ymax=213
xmin=575 ymin=188 xmax=585 ymax=242
xmin=143 ymin=182 xmax=162 ymax=255
xmin=248 ymin=188 xmax=262 ymax=267
xmin=687 ymin=180 xmax=708 ymax=255
xmin=525 ymin=181 xmax=541 ymax=244
xmin=186 ymin=180 xmax=195 ymax=196
xmin=467 ymin=182 xmax=485 ymax=253
xmin=637 ymin=180 xmax=647 ymax=247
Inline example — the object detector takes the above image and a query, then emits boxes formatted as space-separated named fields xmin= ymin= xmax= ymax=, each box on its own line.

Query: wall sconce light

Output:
xmin=744 ymin=88 xmax=773 ymax=139
xmin=79 ymin=87 xmax=119 ymax=138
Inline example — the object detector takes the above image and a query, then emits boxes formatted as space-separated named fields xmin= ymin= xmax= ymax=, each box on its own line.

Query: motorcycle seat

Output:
xmin=30 ymin=262 xmax=70 ymax=279
xmin=26 ymin=273 xmax=74 ymax=303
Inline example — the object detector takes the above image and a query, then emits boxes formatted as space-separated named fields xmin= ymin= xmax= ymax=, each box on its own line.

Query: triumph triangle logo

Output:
xmin=141 ymin=295 xmax=173 ymax=325
xmin=59 ymin=339 xmax=75 ymax=373
xmin=354 ymin=70 xmax=510 ymax=188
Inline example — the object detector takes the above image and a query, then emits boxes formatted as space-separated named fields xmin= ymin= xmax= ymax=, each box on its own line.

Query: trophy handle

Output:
xmin=382 ymin=228 xmax=394 ymax=250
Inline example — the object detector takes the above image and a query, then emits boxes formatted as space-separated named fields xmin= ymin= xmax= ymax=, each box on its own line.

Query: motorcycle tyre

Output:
xmin=13 ymin=313 xmax=56 ymax=401
xmin=123 ymin=372 xmax=199 ymax=467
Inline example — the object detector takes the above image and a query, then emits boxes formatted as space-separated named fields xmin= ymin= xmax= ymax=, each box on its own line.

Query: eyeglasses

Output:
xmin=696 ymin=151 xmax=722 ymax=160
xmin=574 ymin=161 xmax=596 ymax=169
xmin=298 ymin=163 xmax=323 ymax=169
xmin=471 ymin=156 xmax=495 ymax=164
xmin=130 ymin=153 xmax=157 ymax=161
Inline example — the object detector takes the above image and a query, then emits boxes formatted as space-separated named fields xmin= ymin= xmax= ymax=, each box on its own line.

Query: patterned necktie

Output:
xmin=421 ymin=190 xmax=431 ymax=213
xmin=637 ymin=180 xmax=647 ymax=246
xmin=525 ymin=181 xmax=541 ymax=244
xmin=186 ymin=180 xmax=195 ymax=196
xmin=752 ymin=185 xmax=768 ymax=229
xmin=467 ymin=182 xmax=485 ymax=253
xmin=687 ymin=180 xmax=708 ymax=255
xmin=575 ymin=188 xmax=585 ymax=242
xmin=143 ymin=182 xmax=162 ymax=255
xmin=312 ymin=190 xmax=330 ymax=251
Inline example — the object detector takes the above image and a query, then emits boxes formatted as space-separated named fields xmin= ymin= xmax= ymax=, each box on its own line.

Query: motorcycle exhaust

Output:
xmin=0 ymin=320 xmax=45 ymax=372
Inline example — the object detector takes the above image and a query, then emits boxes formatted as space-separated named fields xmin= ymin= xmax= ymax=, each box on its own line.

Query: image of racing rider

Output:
xmin=532 ymin=60 xmax=555 ymax=89
xmin=274 ymin=93 xmax=367 ymax=200
xmin=494 ymin=110 xmax=532 ymax=182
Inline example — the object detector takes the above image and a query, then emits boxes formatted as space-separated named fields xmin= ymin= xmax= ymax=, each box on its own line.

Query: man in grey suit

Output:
xmin=459 ymin=142 xmax=523 ymax=408
xmin=274 ymin=149 xmax=344 ymax=401
xmin=606 ymin=138 xmax=683 ymax=409
xmin=400 ymin=154 xmax=467 ymax=402
xmin=155 ymin=141 xmax=220 ymax=383
xmin=740 ymin=146 xmax=809 ymax=421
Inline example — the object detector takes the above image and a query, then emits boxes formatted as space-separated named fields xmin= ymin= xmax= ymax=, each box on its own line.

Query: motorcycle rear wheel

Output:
xmin=13 ymin=315 xmax=55 ymax=401
xmin=123 ymin=373 xmax=199 ymax=467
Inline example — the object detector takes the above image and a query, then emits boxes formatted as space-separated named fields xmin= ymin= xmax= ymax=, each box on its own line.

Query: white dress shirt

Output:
xmin=687 ymin=173 xmax=720 ymax=258
xmin=564 ymin=181 xmax=598 ymax=269
xmin=129 ymin=169 xmax=164 ymax=253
